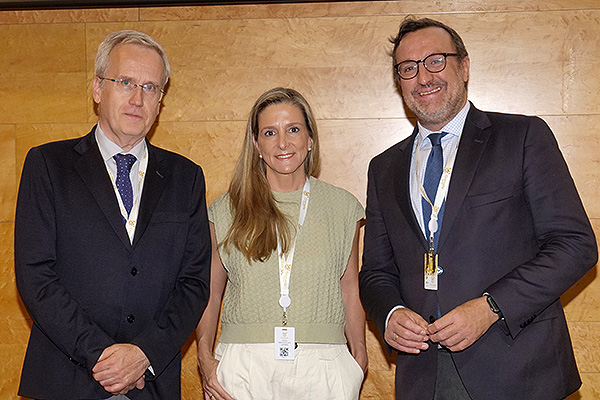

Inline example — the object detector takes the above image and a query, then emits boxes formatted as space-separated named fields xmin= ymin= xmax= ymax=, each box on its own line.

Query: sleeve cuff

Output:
xmin=385 ymin=305 xmax=406 ymax=328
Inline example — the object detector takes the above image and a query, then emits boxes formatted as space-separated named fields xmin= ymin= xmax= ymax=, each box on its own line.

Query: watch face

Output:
xmin=486 ymin=295 xmax=500 ymax=314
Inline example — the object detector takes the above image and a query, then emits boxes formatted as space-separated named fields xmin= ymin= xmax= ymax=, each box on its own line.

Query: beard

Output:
xmin=403 ymin=79 xmax=468 ymax=129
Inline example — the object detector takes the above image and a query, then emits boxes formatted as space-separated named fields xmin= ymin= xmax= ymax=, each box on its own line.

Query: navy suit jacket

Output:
xmin=15 ymin=127 xmax=211 ymax=399
xmin=359 ymin=105 xmax=597 ymax=400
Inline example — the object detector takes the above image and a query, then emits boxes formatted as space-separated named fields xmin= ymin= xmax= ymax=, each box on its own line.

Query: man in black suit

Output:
xmin=359 ymin=17 xmax=597 ymax=399
xmin=15 ymin=30 xmax=211 ymax=399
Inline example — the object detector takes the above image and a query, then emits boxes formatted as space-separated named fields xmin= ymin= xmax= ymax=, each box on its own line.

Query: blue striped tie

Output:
xmin=422 ymin=133 xmax=447 ymax=246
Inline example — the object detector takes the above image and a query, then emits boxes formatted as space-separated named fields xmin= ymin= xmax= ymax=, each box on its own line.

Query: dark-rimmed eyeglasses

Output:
xmin=99 ymin=77 xmax=165 ymax=101
xmin=394 ymin=53 xmax=459 ymax=80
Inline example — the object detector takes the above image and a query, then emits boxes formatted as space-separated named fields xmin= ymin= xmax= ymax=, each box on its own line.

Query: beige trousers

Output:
xmin=215 ymin=343 xmax=364 ymax=400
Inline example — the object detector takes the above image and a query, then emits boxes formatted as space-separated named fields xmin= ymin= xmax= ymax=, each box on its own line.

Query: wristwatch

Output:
xmin=484 ymin=293 xmax=501 ymax=314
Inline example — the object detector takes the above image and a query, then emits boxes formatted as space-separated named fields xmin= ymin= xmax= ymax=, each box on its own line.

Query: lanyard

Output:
xmin=277 ymin=177 xmax=311 ymax=325
xmin=108 ymin=148 xmax=148 ymax=243
xmin=416 ymin=136 xmax=458 ymax=246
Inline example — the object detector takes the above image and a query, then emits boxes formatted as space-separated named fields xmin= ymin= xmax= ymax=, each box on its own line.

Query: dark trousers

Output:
xmin=433 ymin=349 xmax=472 ymax=400
xmin=432 ymin=349 xmax=567 ymax=400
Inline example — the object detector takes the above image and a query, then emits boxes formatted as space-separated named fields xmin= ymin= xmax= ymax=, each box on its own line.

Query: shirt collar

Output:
xmin=95 ymin=125 xmax=147 ymax=162
xmin=417 ymin=101 xmax=471 ymax=147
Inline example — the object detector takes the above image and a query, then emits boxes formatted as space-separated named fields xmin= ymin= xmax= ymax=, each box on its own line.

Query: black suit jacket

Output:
xmin=359 ymin=105 xmax=597 ymax=400
xmin=15 ymin=127 xmax=211 ymax=399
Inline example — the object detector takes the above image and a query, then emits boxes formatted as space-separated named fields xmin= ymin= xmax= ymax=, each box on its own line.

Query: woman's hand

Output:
xmin=195 ymin=223 xmax=236 ymax=400
xmin=197 ymin=356 xmax=236 ymax=400
xmin=352 ymin=346 xmax=369 ymax=374
xmin=342 ymin=222 xmax=369 ymax=376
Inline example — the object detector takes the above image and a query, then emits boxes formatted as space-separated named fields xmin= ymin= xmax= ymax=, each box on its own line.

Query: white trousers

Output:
xmin=215 ymin=343 xmax=364 ymax=400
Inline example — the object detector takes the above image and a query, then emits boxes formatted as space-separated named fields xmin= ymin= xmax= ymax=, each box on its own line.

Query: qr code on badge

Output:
xmin=279 ymin=347 xmax=289 ymax=358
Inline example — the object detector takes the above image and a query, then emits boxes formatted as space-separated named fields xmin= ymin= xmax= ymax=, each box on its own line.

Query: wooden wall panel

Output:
xmin=571 ymin=321 xmax=600 ymax=373
xmin=161 ymin=66 xmax=399 ymax=121
xmin=0 ymin=369 xmax=25 ymax=400
xmin=317 ymin=118 xmax=414 ymax=204
xmin=0 ymin=126 xmax=16 ymax=222
xmin=0 ymin=224 xmax=17 ymax=316
xmin=149 ymin=121 xmax=246 ymax=202
xmin=0 ymin=319 xmax=29 ymax=365
xmin=546 ymin=116 xmax=600 ymax=218
xmin=139 ymin=0 xmax=600 ymax=21
xmin=0 ymin=24 xmax=88 ymax=124
xmin=0 ymin=223 xmax=28 ymax=398
xmin=0 ymin=8 xmax=139 ymax=23
xmin=1 ymin=24 xmax=85 ymax=74
xmin=1 ymin=1 xmax=598 ymax=399
xmin=441 ymin=12 xmax=581 ymax=115
xmin=3 ymin=71 xmax=88 ymax=124
xmin=578 ymin=373 xmax=600 ymax=399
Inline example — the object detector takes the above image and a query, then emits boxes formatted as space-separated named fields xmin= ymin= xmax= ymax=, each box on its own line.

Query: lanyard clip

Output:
xmin=428 ymin=236 xmax=435 ymax=254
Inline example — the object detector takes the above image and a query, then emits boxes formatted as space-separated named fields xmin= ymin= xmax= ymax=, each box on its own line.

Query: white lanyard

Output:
xmin=277 ymin=177 xmax=311 ymax=321
xmin=416 ymin=136 xmax=458 ymax=244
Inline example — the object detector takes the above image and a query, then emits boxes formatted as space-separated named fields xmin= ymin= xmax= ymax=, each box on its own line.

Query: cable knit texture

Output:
xmin=209 ymin=177 xmax=364 ymax=344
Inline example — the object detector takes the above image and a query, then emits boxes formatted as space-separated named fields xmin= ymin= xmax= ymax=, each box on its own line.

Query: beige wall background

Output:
xmin=1 ymin=1 xmax=599 ymax=398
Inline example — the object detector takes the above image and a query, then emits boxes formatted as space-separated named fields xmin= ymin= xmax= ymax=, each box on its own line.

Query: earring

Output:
xmin=259 ymin=154 xmax=263 ymax=159
xmin=308 ymin=147 xmax=312 ymax=151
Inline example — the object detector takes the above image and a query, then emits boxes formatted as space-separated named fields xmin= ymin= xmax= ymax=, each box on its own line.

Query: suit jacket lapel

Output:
xmin=73 ymin=127 xmax=132 ymax=249
xmin=133 ymin=141 xmax=166 ymax=247
xmin=394 ymin=127 xmax=428 ymax=247
xmin=438 ymin=105 xmax=492 ymax=250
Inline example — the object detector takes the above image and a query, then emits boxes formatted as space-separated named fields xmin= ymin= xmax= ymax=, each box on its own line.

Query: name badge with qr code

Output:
xmin=274 ymin=326 xmax=295 ymax=360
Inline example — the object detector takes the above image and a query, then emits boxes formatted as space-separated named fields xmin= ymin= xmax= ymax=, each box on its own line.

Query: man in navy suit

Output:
xmin=15 ymin=30 xmax=211 ymax=399
xmin=359 ymin=17 xmax=597 ymax=399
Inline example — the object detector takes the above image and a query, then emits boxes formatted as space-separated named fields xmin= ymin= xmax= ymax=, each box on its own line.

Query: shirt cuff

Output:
xmin=385 ymin=305 xmax=406 ymax=328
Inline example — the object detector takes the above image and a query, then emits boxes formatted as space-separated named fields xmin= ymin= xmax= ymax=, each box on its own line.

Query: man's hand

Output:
xmin=92 ymin=343 xmax=151 ymax=395
xmin=427 ymin=296 xmax=499 ymax=352
xmin=385 ymin=308 xmax=430 ymax=354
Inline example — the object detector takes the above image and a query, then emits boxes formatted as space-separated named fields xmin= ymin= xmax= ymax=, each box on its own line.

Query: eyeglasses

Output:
xmin=99 ymin=77 xmax=165 ymax=100
xmin=394 ymin=53 xmax=459 ymax=80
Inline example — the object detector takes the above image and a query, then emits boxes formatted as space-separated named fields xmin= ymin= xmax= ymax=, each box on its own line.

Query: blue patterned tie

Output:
xmin=114 ymin=153 xmax=137 ymax=216
xmin=422 ymin=133 xmax=447 ymax=246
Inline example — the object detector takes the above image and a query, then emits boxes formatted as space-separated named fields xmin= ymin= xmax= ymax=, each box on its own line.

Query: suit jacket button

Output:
xmin=127 ymin=315 xmax=135 ymax=323
xmin=130 ymin=267 xmax=138 ymax=276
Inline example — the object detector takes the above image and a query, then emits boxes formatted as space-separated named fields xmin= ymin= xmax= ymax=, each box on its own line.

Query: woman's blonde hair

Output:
xmin=223 ymin=87 xmax=321 ymax=262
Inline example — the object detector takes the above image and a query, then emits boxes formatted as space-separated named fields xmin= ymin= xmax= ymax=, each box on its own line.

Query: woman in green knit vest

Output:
xmin=196 ymin=87 xmax=367 ymax=400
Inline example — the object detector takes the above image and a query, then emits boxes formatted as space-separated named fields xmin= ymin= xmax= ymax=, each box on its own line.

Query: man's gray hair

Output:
xmin=94 ymin=30 xmax=170 ymax=86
